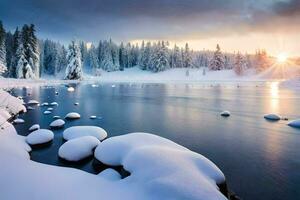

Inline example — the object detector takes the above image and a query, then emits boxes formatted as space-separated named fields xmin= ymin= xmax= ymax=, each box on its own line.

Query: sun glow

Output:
xmin=276 ymin=53 xmax=288 ymax=63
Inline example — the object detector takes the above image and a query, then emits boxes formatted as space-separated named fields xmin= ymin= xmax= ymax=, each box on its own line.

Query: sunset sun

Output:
xmin=276 ymin=53 xmax=288 ymax=63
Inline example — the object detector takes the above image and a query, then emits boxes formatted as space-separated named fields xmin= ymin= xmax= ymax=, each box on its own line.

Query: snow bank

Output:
xmin=0 ymin=89 xmax=26 ymax=116
xmin=63 ymin=126 xmax=108 ymax=141
xmin=26 ymin=129 xmax=54 ymax=145
xmin=98 ymin=168 xmax=121 ymax=181
xmin=58 ymin=136 xmax=100 ymax=161
xmin=65 ymin=112 xmax=80 ymax=119
xmin=264 ymin=114 xmax=281 ymax=121
xmin=50 ymin=119 xmax=65 ymax=129
xmin=288 ymin=119 xmax=300 ymax=128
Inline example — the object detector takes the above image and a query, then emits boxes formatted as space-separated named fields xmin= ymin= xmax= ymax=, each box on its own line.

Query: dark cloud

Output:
xmin=0 ymin=0 xmax=299 ymax=42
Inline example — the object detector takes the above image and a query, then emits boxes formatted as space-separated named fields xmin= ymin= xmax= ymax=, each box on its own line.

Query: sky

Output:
xmin=0 ymin=0 xmax=299 ymax=56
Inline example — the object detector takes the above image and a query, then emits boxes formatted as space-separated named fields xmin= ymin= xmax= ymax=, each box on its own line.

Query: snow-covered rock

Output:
xmin=58 ymin=136 xmax=100 ymax=161
xmin=65 ymin=112 xmax=80 ymax=119
xmin=27 ymin=100 xmax=39 ymax=105
xmin=220 ymin=111 xmax=231 ymax=117
xmin=29 ymin=124 xmax=40 ymax=132
xmin=53 ymin=116 xmax=61 ymax=119
xmin=63 ymin=126 xmax=107 ymax=141
xmin=94 ymin=133 xmax=227 ymax=200
xmin=288 ymin=119 xmax=300 ymax=128
xmin=47 ymin=107 xmax=54 ymax=111
xmin=50 ymin=119 xmax=65 ymax=129
xmin=13 ymin=118 xmax=25 ymax=124
xmin=27 ymin=106 xmax=35 ymax=110
xmin=74 ymin=102 xmax=79 ymax=106
xmin=67 ymin=87 xmax=75 ymax=92
xmin=50 ymin=102 xmax=58 ymax=106
xmin=264 ymin=114 xmax=281 ymax=121
xmin=90 ymin=115 xmax=97 ymax=119
xmin=44 ymin=110 xmax=52 ymax=115
xmin=98 ymin=168 xmax=121 ymax=181
xmin=26 ymin=129 xmax=54 ymax=145
xmin=41 ymin=102 xmax=49 ymax=106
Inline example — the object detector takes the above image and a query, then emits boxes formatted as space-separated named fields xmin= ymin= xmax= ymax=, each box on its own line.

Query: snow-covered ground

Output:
xmin=0 ymin=90 xmax=229 ymax=200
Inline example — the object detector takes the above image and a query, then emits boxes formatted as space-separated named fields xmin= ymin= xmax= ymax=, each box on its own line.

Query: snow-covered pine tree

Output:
xmin=209 ymin=44 xmax=224 ymax=71
xmin=0 ymin=21 xmax=7 ymax=75
xmin=86 ymin=44 xmax=98 ymax=71
xmin=15 ymin=43 xmax=35 ymax=79
xmin=171 ymin=44 xmax=183 ymax=68
xmin=254 ymin=49 xmax=270 ymax=73
xmin=183 ymin=43 xmax=192 ymax=68
xmin=43 ymin=39 xmax=58 ymax=75
xmin=234 ymin=52 xmax=247 ymax=76
xmin=150 ymin=41 xmax=169 ymax=72
xmin=109 ymin=39 xmax=120 ymax=71
xmin=65 ymin=40 xmax=83 ymax=80
xmin=140 ymin=42 xmax=151 ymax=70
xmin=99 ymin=40 xmax=114 ymax=72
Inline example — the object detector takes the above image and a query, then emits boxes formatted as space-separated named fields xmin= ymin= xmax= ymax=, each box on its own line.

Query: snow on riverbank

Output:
xmin=0 ymin=90 xmax=228 ymax=200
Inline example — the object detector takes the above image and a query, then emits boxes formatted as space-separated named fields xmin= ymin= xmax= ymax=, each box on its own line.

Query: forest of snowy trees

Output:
xmin=0 ymin=21 xmax=275 ymax=80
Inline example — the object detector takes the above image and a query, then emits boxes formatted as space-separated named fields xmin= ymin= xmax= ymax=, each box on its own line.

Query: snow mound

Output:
xmin=29 ymin=124 xmax=40 ymax=132
xmin=90 ymin=115 xmax=97 ymax=119
xmin=50 ymin=119 xmax=65 ymax=129
xmin=65 ymin=112 xmax=80 ymax=119
xmin=94 ymin=133 xmax=226 ymax=200
xmin=0 ymin=108 xmax=11 ymax=121
xmin=26 ymin=129 xmax=54 ymax=145
xmin=288 ymin=119 xmax=300 ymax=128
xmin=98 ymin=168 xmax=121 ymax=181
xmin=44 ymin=110 xmax=52 ymax=115
xmin=264 ymin=114 xmax=281 ymax=121
xmin=53 ymin=115 xmax=61 ymax=119
xmin=27 ymin=106 xmax=35 ymax=110
xmin=27 ymin=100 xmax=39 ymax=105
xmin=0 ymin=90 xmax=26 ymax=114
xmin=13 ymin=118 xmax=25 ymax=124
xmin=58 ymin=136 xmax=100 ymax=161
xmin=63 ymin=126 xmax=107 ymax=141
xmin=47 ymin=107 xmax=54 ymax=111
xmin=50 ymin=102 xmax=58 ymax=106
xmin=220 ymin=111 xmax=231 ymax=117
xmin=74 ymin=102 xmax=79 ymax=106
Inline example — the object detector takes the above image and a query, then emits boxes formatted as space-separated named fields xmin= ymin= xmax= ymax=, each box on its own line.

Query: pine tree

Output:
xmin=209 ymin=44 xmax=224 ymax=71
xmin=65 ymin=40 xmax=83 ymax=80
xmin=0 ymin=21 xmax=7 ymax=75
xmin=86 ymin=44 xmax=98 ymax=70
xmin=171 ymin=44 xmax=183 ymax=68
xmin=183 ymin=43 xmax=192 ymax=68
xmin=119 ymin=42 xmax=126 ymax=71
xmin=234 ymin=52 xmax=247 ymax=76
xmin=255 ymin=49 xmax=270 ymax=73
xmin=140 ymin=42 xmax=151 ymax=70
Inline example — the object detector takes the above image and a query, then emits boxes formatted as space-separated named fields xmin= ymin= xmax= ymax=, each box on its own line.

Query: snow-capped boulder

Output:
xmin=74 ymin=102 xmax=79 ymax=106
xmin=27 ymin=100 xmax=39 ymax=105
xmin=50 ymin=102 xmax=58 ymax=106
xmin=67 ymin=87 xmax=75 ymax=92
xmin=63 ymin=126 xmax=107 ymax=141
xmin=65 ymin=112 xmax=80 ymax=119
xmin=94 ymin=133 xmax=227 ymax=200
xmin=29 ymin=124 xmax=40 ymax=132
xmin=53 ymin=116 xmax=61 ymax=119
xmin=98 ymin=168 xmax=121 ymax=181
xmin=58 ymin=136 xmax=100 ymax=161
xmin=44 ymin=110 xmax=51 ymax=115
xmin=50 ymin=119 xmax=65 ymax=129
xmin=13 ymin=118 xmax=25 ymax=124
xmin=27 ymin=106 xmax=35 ymax=110
xmin=41 ymin=102 xmax=49 ymax=106
xmin=220 ymin=111 xmax=230 ymax=117
xmin=288 ymin=119 xmax=300 ymax=128
xmin=90 ymin=115 xmax=97 ymax=119
xmin=264 ymin=114 xmax=281 ymax=121
xmin=47 ymin=107 xmax=54 ymax=111
xmin=26 ymin=129 xmax=54 ymax=145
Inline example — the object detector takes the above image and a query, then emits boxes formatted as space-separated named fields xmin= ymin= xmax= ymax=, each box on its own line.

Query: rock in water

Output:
xmin=288 ymin=119 xmax=300 ymax=128
xmin=264 ymin=114 xmax=281 ymax=121
xmin=65 ymin=112 xmax=80 ymax=119
xmin=63 ymin=126 xmax=107 ymax=141
xmin=50 ymin=119 xmax=65 ymax=129
xmin=58 ymin=136 xmax=100 ymax=161
xmin=26 ymin=129 xmax=54 ymax=145
xmin=220 ymin=111 xmax=231 ymax=117
xmin=29 ymin=124 xmax=40 ymax=132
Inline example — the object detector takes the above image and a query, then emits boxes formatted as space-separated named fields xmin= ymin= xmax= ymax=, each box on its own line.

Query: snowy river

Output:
xmin=12 ymin=82 xmax=300 ymax=200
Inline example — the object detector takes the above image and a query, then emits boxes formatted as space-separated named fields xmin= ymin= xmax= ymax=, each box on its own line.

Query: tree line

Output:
xmin=0 ymin=21 xmax=273 ymax=80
